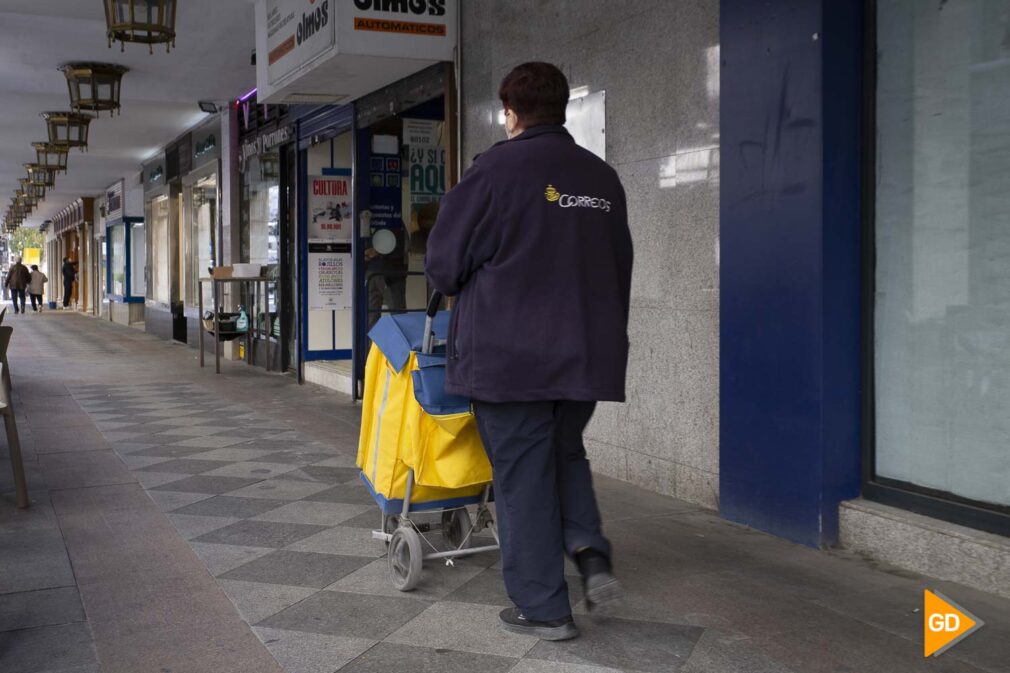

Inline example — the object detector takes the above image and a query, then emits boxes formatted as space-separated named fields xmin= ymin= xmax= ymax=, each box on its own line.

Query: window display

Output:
xmin=186 ymin=174 xmax=216 ymax=308
xmin=148 ymin=195 xmax=170 ymax=304
xmin=110 ymin=223 xmax=125 ymax=297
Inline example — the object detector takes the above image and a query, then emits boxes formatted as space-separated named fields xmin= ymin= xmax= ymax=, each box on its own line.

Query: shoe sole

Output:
xmin=585 ymin=572 xmax=623 ymax=609
xmin=500 ymin=621 xmax=579 ymax=641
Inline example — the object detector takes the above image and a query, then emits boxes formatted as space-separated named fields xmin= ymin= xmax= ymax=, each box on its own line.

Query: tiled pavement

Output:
xmin=2 ymin=313 xmax=1010 ymax=673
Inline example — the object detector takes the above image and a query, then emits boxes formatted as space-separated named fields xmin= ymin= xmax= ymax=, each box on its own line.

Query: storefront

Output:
xmin=47 ymin=198 xmax=94 ymax=312
xmin=143 ymin=149 xmax=186 ymax=342
xmin=105 ymin=178 xmax=145 ymax=326
xmin=237 ymin=108 xmax=295 ymax=369
xmin=252 ymin=0 xmax=458 ymax=390
xmin=182 ymin=119 xmax=221 ymax=346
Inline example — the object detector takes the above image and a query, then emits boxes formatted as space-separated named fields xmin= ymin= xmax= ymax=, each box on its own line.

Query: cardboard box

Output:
xmin=211 ymin=266 xmax=233 ymax=279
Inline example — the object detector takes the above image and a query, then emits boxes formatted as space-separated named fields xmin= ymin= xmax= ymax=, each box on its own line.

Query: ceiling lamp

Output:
xmin=60 ymin=63 xmax=129 ymax=116
xmin=33 ymin=141 xmax=69 ymax=173
xmin=42 ymin=112 xmax=93 ymax=150
xmin=14 ymin=191 xmax=39 ymax=210
xmin=19 ymin=178 xmax=46 ymax=202
xmin=104 ymin=0 xmax=177 ymax=54
xmin=25 ymin=164 xmax=57 ymax=189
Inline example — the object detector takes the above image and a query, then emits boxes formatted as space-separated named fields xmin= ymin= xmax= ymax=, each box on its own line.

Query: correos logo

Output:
xmin=544 ymin=184 xmax=611 ymax=212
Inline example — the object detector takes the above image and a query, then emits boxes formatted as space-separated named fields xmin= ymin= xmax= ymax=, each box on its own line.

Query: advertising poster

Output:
xmin=308 ymin=174 xmax=352 ymax=241
xmin=308 ymin=242 xmax=351 ymax=310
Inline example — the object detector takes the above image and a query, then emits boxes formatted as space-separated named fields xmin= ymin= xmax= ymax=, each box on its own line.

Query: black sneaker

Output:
xmin=499 ymin=607 xmax=578 ymax=641
xmin=576 ymin=549 xmax=623 ymax=610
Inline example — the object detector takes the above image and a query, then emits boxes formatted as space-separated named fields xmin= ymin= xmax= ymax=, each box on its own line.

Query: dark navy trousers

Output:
xmin=473 ymin=400 xmax=611 ymax=621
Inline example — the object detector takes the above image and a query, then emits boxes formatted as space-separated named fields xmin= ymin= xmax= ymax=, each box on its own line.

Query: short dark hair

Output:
xmin=30 ymin=264 xmax=38 ymax=271
xmin=498 ymin=62 xmax=569 ymax=128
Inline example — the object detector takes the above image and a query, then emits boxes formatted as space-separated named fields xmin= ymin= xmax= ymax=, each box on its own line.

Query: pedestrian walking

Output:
xmin=4 ymin=257 xmax=31 ymax=315
xmin=426 ymin=62 xmax=634 ymax=641
xmin=61 ymin=257 xmax=75 ymax=310
xmin=28 ymin=265 xmax=48 ymax=312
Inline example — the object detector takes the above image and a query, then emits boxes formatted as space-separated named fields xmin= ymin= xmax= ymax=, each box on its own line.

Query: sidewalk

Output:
xmin=1 ymin=312 xmax=1008 ymax=673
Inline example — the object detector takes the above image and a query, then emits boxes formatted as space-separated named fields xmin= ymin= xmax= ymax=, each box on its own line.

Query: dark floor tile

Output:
xmin=253 ymin=449 xmax=335 ymax=465
xmin=150 ymin=475 xmax=261 ymax=495
xmin=341 ymin=642 xmax=516 ymax=673
xmin=0 ymin=586 xmax=85 ymax=632
xmin=0 ymin=622 xmax=99 ymax=673
xmin=135 ymin=458 xmax=226 ymax=475
xmin=257 ymin=590 xmax=430 ymax=639
xmin=528 ymin=615 xmax=704 ymax=672
xmin=173 ymin=495 xmax=286 ymax=519
xmin=304 ymin=484 xmax=375 ymax=505
xmin=219 ymin=550 xmax=372 ymax=588
xmin=286 ymin=465 xmax=361 ymax=484
xmin=0 ymin=529 xmax=76 ymax=594
xmin=193 ymin=520 xmax=329 ymax=548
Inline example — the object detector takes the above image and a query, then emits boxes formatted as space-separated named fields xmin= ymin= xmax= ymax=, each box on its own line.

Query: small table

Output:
xmin=198 ymin=276 xmax=274 ymax=374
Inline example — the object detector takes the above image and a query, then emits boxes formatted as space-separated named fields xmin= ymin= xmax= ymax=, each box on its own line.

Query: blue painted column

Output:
xmin=719 ymin=0 xmax=863 ymax=547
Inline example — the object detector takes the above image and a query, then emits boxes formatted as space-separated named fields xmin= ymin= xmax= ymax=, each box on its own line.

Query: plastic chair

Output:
xmin=0 ymin=326 xmax=28 ymax=508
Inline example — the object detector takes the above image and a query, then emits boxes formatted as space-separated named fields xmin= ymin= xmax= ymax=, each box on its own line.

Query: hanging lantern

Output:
xmin=15 ymin=190 xmax=39 ymax=210
xmin=25 ymin=164 xmax=57 ymax=189
xmin=60 ymin=63 xmax=129 ymax=116
xmin=33 ymin=141 xmax=69 ymax=173
xmin=104 ymin=0 xmax=177 ymax=54
xmin=42 ymin=111 xmax=93 ymax=150
xmin=19 ymin=178 xmax=46 ymax=202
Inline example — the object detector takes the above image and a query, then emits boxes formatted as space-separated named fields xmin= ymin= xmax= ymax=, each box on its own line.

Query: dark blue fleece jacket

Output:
xmin=426 ymin=125 xmax=633 ymax=403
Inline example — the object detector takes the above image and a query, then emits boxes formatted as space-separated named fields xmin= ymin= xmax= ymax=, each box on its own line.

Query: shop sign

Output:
xmin=263 ymin=0 xmax=336 ymax=86
xmin=308 ymin=174 xmax=352 ymax=242
xmin=404 ymin=118 xmax=444 ymax=207
xmin=239 ymin=125 xmax=293 ymax=172
xmin=343 ymin=0 xmax=455 ymax=57
xmin=308 ymin=242 xmax=352 ymax=310
xmin=105 ymin=180 xmax=124 ymax=222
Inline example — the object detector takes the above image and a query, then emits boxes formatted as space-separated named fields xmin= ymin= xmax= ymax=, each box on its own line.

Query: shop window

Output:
xmin=109 ymin=224 xmax=125 ymax=297
xmin=241 ymin=151 xmax=281 ymax=311
xmin=872 ymin=0 xmax=1010 ymax=514
xmin=148 ymin=195 xmax=170 ymax=304
xmin=131 ymin=222 xmax=146 ymax=297
xmin=186 ymin=174 xmax=217 ymax=309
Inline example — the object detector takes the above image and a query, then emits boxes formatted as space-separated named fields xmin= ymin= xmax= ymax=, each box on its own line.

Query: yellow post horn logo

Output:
xmin=544 ymin=185 xmax=560 ymax=202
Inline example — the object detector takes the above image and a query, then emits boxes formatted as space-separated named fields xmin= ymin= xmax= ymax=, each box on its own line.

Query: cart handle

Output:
xmin=422 ymin=292 xmax=443 ymax=355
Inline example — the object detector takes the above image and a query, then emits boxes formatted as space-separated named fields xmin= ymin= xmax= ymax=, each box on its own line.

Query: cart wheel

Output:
xmin=388 ymin=527 xmax=423 ymax=591
xmin=442 ymin=508 xmax=473 ymax=550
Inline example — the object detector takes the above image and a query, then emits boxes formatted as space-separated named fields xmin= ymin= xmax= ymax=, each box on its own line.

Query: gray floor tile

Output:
xmin=386 ymin=601 xmax=538 ymax=658
xmin=328 ymin=556 xmax=489 ymax=601
xmin=0 ymin=586 xmax=85 ymax=633
xmin=0 ymin=622 xmax=99 ymax=673
xmin=257 ymin=590 xmax=430 ymax=639
xmin=142 ymin=416 xmax=219 ymax=427
xmin=146 ymin=490 xmax=215 ymax=513
xmin=252 ymin=501 xmax=371 ymax=526
xmin=201 ymin=461 xmax=301 ymax=480
xmin=174 ymin=495 xmax=287 ymax=519
xmin=193 ymin=520 xmax=330 ymax=548
xmin=340 ymin=642 xmax=517 ymax=673
xmin=120 ymin=454 xmax=173 ymax=470
xmin=129 ymin=443 xmax=225 ymax=458
xmin=189 ymin=542 xmax=275 ymax=576
xmin=167 ymin=435 xmax=250 ymax=449
xmin=509 ymin=661 xmax=624 ymax=673
xmin=217 ymin=579 xmax=317 ymax=625
xmin=303 ymin=484 xmax=375 ymax=506
xmin=253 ymin=627 xmax=375 ymax=673
xmin=0 ymin=529 xmax=76 ymax=594
xmin=188 ymin=447 xmax=280 ymax=462
xmin=135 ymin=458 xmax=225 ymax=475
xmin=255 ymin=450 xmax=336 ymax=465
xmin=167 ymin=513 xmax=242 ymax=540
xmin=527 ymin=615 xmax=704 ymax=672
xmin=150 ymin=475 xmax=261 ymax=495
xmin=220 ymin=550 xmax=372 ymax=589
xmin=225 ymin=478 xmax=333 ymax=501
xmin=133 ymin=471 xmax=191 ymax=488
xmin=679 ymin=629 xmax=794 ymax=673
xmin=287 ymin=526 xmax=387 ymax=558
xmin=282 ymin=465 xmax=361 ymax=485
xmin=158 ymin=425 xmax=237 ymax=437
xmin=311 ymin=455 xmax=359 ymax=469
xmin=444 ymin=567 xmax=585 ymax=608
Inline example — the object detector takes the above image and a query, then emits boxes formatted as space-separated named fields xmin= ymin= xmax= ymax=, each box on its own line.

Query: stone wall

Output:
xmin=460 ymin=0 xmax=721 ymax=508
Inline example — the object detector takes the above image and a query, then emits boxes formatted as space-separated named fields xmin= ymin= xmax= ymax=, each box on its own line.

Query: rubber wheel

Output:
xmin=388 ymin=527 xmax=423 ymax=591
xmin=441 ymin=508 xmax=473 ymax=550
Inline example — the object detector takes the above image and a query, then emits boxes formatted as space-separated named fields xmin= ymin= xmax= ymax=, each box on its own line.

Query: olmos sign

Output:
xmin=264 ymin=0 xmax=335 ymax=86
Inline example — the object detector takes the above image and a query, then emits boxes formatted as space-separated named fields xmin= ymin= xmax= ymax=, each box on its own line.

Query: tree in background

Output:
xmin=7 ymin=227 xmax=44 ymax=261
